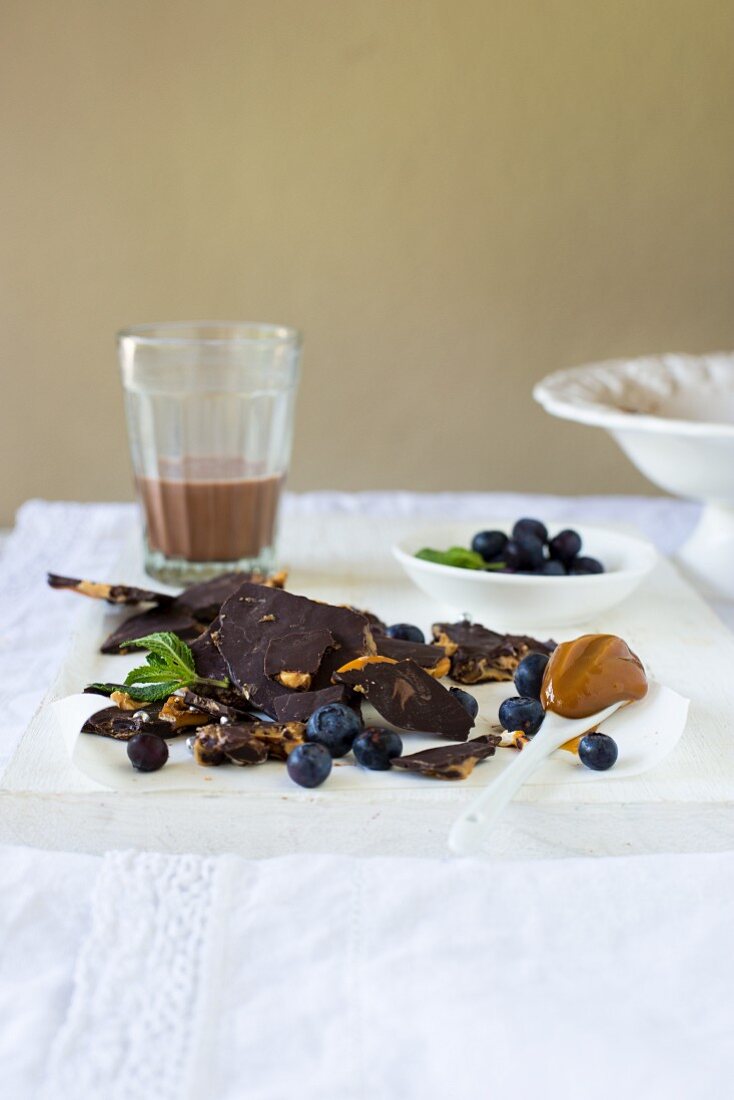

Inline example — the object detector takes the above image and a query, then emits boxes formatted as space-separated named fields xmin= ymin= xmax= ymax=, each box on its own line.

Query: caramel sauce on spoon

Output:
xmin=541 ymin=634 xmax=648 ymax=720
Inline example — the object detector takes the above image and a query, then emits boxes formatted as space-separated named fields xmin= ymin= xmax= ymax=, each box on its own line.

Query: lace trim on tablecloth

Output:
xmin=42 ymin=850 xmax=219 ymax=1100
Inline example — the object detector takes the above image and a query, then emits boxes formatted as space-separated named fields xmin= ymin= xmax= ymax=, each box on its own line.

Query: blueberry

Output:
xmin=287 ymin=742 xmax=333 ymax=787
xmin=578 ymin=732 xmax=618 ymax=771
xmin=512 ymin=518 xmax=548 ymax=544
xmin=503 ymin=533 xmax=545 ymax=571
xmin=501 ymin=540 xmax=524 ymax=571
xmin=513 ymin=652 xmax=549 ymax=699
xmin=386 ymin=623 xmax=425 ymax=643
xmin=449 ymin=686 xmax=479 ymax=719
xmin=471 ymin=530 xmax=508 ymax=562
xmin=306 ymin=702 xmax=363 ymax=758
xmin=537 ymin=560 xmax=566 ymax=575
xmin=127 ymin=731 xmax=169 ymax=772
xmin=352 ymin=727 xmax=403 ymax=770
xmin=498 ymin=696 xmax=545 ymax=736
xmin=548 ymin=528 xmax=582 ymax=565
xmin=571 ymin=556 xmax=604 ymax=575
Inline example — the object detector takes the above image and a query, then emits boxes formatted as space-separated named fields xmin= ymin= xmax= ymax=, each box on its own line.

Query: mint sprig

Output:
xmin=415 ymin=547 xmax=507 ymax=571
xmin=121 ymin=631 xmax=229 ymax=702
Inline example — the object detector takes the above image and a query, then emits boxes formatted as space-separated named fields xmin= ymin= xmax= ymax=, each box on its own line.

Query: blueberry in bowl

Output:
xmin=393 ymin=521 xmax=657 ymax=629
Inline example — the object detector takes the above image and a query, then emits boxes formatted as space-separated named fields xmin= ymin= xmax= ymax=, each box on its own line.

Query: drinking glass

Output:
xmin=117 ymin=321 xmax=301 ymax=584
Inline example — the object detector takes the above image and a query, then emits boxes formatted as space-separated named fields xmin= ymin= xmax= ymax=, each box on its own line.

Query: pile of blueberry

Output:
xmin=472 ymin=518 xmax=604 ymax=576
xmin=287 ymin=703 xmax=404 ymax=788
xmin=497 ymin=651 xmax=619 ymax=771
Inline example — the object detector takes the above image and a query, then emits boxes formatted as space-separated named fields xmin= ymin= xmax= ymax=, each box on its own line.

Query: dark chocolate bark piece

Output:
xmin=432 ymin=621 xmax=555 ymax=685
xmin=100 ymin=605 xmax=205 ymax=654
xmin=272 ymin=684 xmax=352 ymax=723
xmin=347 ymin=608 xmax=387 ymax=634
xmin=179 ymin=689 xmax=249 ymax=723
xmin=334 ymin=659 xmax=474 ymax=740
xmin=391 ymin=734 xmax=501 ymax=780
xmin=81 ymin=703 xmax=174 ymax=741
xmin=263 ymin=629 xmax=335 ymax=691
xmin=375 ymin=635 xmax=450 ymax=675
xmin=193 ymin=721 xmax=262 ymax=766
xmin=48 ymin=573 xmax=173 ymax=606
xmin=192 ymin=719 xmax=305 ymax=765
xmin=189 ymin=625 xmax=230 ymax=682
xmin=215 ymin=584 xmax=375 ymax=717
xmin=175 ymin=570 xmax=285 ymax=622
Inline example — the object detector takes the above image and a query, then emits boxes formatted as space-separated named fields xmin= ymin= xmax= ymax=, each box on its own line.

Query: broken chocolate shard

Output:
xmin=272 ymin=684 xmax=353 ymax=723
xmin=48 ymin=573 xmax=173 ymax=606
xmin=175 ymin=570 xmax=285 ymax=622
xmin=189 ymin=624 xmax=230 ymax=682
xmin=179 ymin=689 xmax=249 ymax=723
xmin=431 ymin=621 xmax=555 ymax=685
xmin=192 ymin=719 xmax=305 ymax=765
xmin=375 ymin=635 xmax=450 ymax=676
xmin=215 ymin=584 xmax=375 ymax=717
xmin=334 ymin=658 xmax=474 ymax=740
xmin=246 ymin=720 xmax=306 ymax=760
xmin=100 ymin=604 xmax=205 ymax=654
xmin=81 ymin=703 xmax=174 ymax=741
xmin=158 ymin=695 xmax=213 ymax=730
xmin=390 ymin=734 xmax=501 ymax=780
xmin=193 ymin=721 xmax=268 ymax=767
xmin=264 ymin=629 xmax=335 ymax=690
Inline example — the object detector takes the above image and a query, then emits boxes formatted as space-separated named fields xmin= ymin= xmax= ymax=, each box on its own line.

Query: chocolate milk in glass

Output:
xmin=118 ymin=322 xmax=301 ymax=584
xmin=137 ymin=458 xmax=284 ymax=563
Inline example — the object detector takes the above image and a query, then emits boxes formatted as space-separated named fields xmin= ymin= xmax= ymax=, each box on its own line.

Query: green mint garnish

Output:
xmin=120 ymin=631 xmax=229 ymax=702
xmin=415 ymin=547 xmax=506 ymax=571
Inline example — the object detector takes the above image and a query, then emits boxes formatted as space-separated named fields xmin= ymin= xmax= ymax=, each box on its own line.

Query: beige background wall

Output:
xmin=2 ymin=0 xmax=733 ymax=525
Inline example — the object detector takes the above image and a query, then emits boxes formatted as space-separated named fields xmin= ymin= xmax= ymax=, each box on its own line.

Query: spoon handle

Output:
xmin=448 ymin=730 xmax=557 ymax=855
xmin=448 ymin=702 xmax=623 ymax=856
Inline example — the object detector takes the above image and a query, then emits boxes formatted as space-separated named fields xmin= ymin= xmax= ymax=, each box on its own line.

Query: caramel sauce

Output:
xmin=541 ymin=634 xmax=647 ymax=720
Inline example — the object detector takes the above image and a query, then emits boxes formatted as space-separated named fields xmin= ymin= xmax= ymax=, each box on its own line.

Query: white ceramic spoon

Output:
xmin=448 ymin=701 xmax=624 ymax=856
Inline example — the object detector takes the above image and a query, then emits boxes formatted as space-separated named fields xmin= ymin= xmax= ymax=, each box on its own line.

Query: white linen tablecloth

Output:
xmin=1 ymin=495 xmax=732 ymax=1100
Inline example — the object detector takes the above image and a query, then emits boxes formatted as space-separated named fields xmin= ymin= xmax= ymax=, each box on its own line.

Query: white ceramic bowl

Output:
xmin=534 ymin=353 xmax=734 ymax=597
xmin=392 ymin=522 xmax=657 ymax=630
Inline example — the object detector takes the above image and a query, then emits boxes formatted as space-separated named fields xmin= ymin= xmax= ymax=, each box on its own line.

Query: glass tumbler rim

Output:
xmin=116 ymin=320 xmax=302 ymax=348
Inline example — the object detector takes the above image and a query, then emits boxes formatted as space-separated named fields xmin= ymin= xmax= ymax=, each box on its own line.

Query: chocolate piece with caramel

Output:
xmin=390 ymin=734 xmax=501 ymax=780
xmin=192 ymin=721 xmax=264 ymax=766
xmin=272 ymin=684 xmax=354 ymax=723
xmin=192 ymin=719 xmax=305 ymax=766
xmin=375 ymin=635 xmax=450 ymax=677
xmin=215 ymin=584 xmax=376 ymax=717
xmin=100 ymin=605 xmax=205 ymax=654
xmin=48 ymin=573 xmax=173 ymax=606
xmin=334 ymin=657 xmax=475 ymax=740
xmin=432 ymin=620 xmax=555 ymax=685
xmin=81 ymin=703 xmax=173 ymax=741
xmin=158 ymin=694 xmax=213 ymax=730
xmin=264 ymin=629 xmax=336 ymax=691
xmin=179 ymin=689 xmax=249 ymax=723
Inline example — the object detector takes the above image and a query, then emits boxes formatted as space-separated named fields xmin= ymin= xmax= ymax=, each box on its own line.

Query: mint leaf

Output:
xmin=120 ymin=680 xmax=181 ymax=703
xmin=416 ymin=546 xmax=488 ymax=570
xmin=124 ymin=632 xmax=195 ymax=678
xmin=85 ymin=682 xmax=126 ymax=696
xmin=120 ymin=631 xmax=229 ymax=698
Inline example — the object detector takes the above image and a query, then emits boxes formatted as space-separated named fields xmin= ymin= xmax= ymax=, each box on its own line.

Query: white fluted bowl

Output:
xmin=534 ymin=353 xmax=734 ymax=597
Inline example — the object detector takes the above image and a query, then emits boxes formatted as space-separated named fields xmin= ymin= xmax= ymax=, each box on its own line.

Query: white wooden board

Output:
xmin=2 ymin=513 xmax=734 ymax=859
